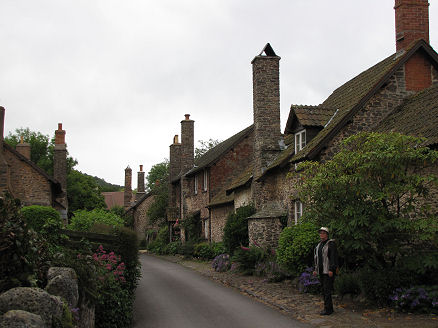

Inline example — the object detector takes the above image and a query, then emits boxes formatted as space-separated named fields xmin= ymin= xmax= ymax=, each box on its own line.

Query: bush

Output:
xmin=178 ymin=241 xmax=195 ymax=258
xmin=358 ymin=266 xmax=416 ymax=306
xmin=232 ymin=246 xmax=267 ymax=275
xmin=147 ymin=226 xmax=169 ymax=254
xmin=254 ymin=256 xmax=288 ymax=282
xmin=0 ymin=194 xmax=51 ymax=292
xmin=223 ymin=205 xmax=255 ymax=254
xmin=277 ymin=222 xmax=319 ymax=276
xmin=334 ymin=270 xmax=361 ymax=297
xmin=21 ymin=205 xmax=62 ymax=231
xmin=390 ymin=286 xmax=438 ymax=314
xmin=212 ymin=254 xmax=231 ymax=272
xmin=193 ymin=242 xmax=225 ymax=260
xmin=68 ymin=209 xmax=124 ymax=232
xmin=164 ymin=241 xmax=182 ymax=255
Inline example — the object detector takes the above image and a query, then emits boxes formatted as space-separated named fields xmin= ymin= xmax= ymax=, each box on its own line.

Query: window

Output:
xmin=294 ymin=200 xmax=303 ymax=224
xmin=194 ymin=175 xmax=198 ymax=195
xmin=203 ymin=170 xmax=208 ymax=192
xmin=295 ymin=130 xmax=306 ymax=153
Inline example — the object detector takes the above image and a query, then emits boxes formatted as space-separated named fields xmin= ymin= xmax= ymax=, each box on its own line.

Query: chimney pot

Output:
xmin=140 ymin=164 xmax=143 ymax=172
xmin=185 ymin=114 xmax=190 ymax=120
xmin=20 ymin=136 xmax=24 ymax=144
xmin=174 ymin=135 xmax=179 ymax=144
xmin=58 ymin=123 xmax=62 ymax=130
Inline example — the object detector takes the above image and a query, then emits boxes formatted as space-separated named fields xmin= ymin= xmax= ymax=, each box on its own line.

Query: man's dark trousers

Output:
xmin=320 ymin=274 xmax=334 ymax=313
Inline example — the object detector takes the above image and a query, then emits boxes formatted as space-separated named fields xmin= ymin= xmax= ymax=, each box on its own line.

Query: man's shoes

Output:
xmin=320 ymin=310 xmax=334 ymax=315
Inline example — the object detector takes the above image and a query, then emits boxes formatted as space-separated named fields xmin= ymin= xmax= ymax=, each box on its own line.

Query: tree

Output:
xmin=67 ymin=170 xmax=106 ymax=213
xmin=195 ymin=139 xmax=221 ymax=160
xmin=146 ymin=161 xmax=169 ymax=226
xmin=5 ymin=127 xmax=77 ymax=176
xmin=296 ymin=132 xmax=438 ymax=274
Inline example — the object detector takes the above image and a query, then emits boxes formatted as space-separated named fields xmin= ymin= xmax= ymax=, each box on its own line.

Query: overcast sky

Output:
xmin=1 ymin=0 xmax=437 ymax=187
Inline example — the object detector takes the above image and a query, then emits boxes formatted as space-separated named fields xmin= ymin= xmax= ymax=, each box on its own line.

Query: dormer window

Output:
xmin=295 ymin=130 xmax=306 ymax=153
xmin=203 ymin=169 xmax=208 ymax=192
xmin=194 ymin=175 xmax=198 ymax=195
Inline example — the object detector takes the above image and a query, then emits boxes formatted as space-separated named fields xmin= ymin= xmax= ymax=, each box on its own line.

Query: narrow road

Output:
xmin=133 ymin=254 xmax=309 ymax=328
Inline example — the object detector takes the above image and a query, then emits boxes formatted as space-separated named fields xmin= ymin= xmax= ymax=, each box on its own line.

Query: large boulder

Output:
xmin=46 ymin=267 xmax=79 ymax=308
xmin=0 ymin=309 xmax=46 ymax=328
xmin=0 ymin=287 xmax=63 ymax=326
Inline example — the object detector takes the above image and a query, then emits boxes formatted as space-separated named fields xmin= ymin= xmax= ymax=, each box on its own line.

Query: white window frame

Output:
xmin=294 ymin=129 xmax=306 ymax=153
xmin=294 ymin=200 xmax=303 ymax=224
xmin=203 ymin=169 xmax=208 ymax=192
xmin=194 ymin=175 xmax=198 ymax=195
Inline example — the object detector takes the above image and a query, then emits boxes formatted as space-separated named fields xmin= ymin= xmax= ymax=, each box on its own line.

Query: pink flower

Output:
xmin=240 ymin=246 xmax=250 ymax=251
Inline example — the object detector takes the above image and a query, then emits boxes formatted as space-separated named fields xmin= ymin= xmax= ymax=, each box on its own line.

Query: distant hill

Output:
xmin=85 ymin=174 xmax=123 ymax=192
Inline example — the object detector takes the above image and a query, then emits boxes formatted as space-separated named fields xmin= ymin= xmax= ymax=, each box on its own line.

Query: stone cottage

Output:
xmin=124 ymin=165 xmax=157 ymax=239
xmin=168 ymin=0 xmax=438 ymax=247
xmin=168 ymin=115 xmax=254 ymax=242
xmin=0 ymin=107 xmax=69 ymax=221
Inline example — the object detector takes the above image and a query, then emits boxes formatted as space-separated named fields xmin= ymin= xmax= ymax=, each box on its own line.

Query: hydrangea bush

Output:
xmin=390 ymin=286 xmax=438 ymax=314
xmin=212 ymin=254 xmax=231 ymax=272
xmin=298 ymin=267 xmax=321 ymax=294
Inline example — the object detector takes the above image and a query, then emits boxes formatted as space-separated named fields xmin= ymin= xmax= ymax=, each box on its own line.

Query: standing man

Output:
xmin=313 ymin=227 xmax=338 ymax=315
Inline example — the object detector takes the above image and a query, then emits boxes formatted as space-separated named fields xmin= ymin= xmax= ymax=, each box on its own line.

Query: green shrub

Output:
xmin=223 ymin=205 xmax=255 ymax=254
xmin=232 ymin=246 xmax=267 ymax=275
xmin=0 ymin=194 xmax=51 ymax=292
xmin=164 ymin=241 xmax=182 ymax=255
xmin=194 ymin=242 xmax=214 ymax=259
xmin=390 ymin=285 xmax=438 ymax=314
xmin=276 ymin=222 xmax=319 ymax=276
xmin=178 ymin=241 xmax=195 ymax=258
xmin=147 ymin=226 xmax=169 ymax=254
xmin=334 ymin=271 xmax=361 ymax=297
xmin=68 ymin=209 xmax=124 ymax=232
xmin=21 ymin=205 xmax=61 ymax=231
xmin=211 ymin=242 xmax=226 ymax=258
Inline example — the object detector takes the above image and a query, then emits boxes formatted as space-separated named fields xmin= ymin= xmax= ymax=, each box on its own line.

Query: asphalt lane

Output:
xmin=133 ymin=254 xmax=310 ymax=328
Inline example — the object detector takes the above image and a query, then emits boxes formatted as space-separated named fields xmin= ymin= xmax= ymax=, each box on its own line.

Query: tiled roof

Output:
xmin=126 ymin=192 xmax=153 ymax=211
xmin=375 ymin=83 xmax=438 ymax=146
xmin=290 ymin=40 xmax=438 ymax=163
xmin=185 ymin=125 xmax=254 ymax=177
xmin=102 ymin=191 xmax=124 ymax=209
xmin=226 ymin=165 xmax=253 ymax=194
xmin=208 ymin=188 xmax=234 ymax=207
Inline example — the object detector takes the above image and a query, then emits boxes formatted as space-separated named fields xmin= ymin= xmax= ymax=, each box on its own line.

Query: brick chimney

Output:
xmin=53 ymin=123 xmax=68 ymax=221
xmin=395 ymin=0 xmax=432 ymax=91
xmin=395 ymin=0 xmax=429 ymax=52
xmin=124 ymin=166 xmax=132 ymax=209
xmin=251 ymin=43 xmax=282 ymax=180
xmin=180 ymin=114 xmax=194 ymax=174
xmin=0 ymin=107 xmax=9 ymax=194
xmin=16 ymin=136 xmax=31 ymax=160
xmin=169 ymin=135 xmax=181 ymax=182
xmin=136 ymin=165 xmax=145 ymax=201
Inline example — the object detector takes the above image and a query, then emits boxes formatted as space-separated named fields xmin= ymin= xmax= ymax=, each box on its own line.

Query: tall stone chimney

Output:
xmin=136 ymin=165 xmax=145 ymax=201
xmin=124 ymin=166 xmax=132 ymax=209
xmin=16 ymin=136 xmax=31 ymax=160
xmin=395 ymin=0 xmax=429 ymax=52
xmin=251 ymin=43 xmax=282 ymax=180
xmin=180 ymin=114 xmax=194 ymax=174
xmin=54 ymin=123 xmax=68 ymax=221
xmin=0 ymin=107 xmax=8 ymax=194
xmin=169 ymin=134 xmax=181 ymax=206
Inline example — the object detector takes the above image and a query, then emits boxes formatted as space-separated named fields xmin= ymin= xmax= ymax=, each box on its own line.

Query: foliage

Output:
xmin=146 ymin=161 xmax=169 ymax=226
xmin=254 ymin=253 xmax=288 ymax=282
xmin=298 ymin=267 xmax=321 ymax=294
xmin=390 ymin=286 xmax=438 ymax=314
xmin=193 ymin=242 xmax=225 ymax=260
xmin=92 ymin=245 xmax=131 ymax=328
xmin=181 ymin=215 xmax=202 ymax=243
xmin=21 ymin=205 xmax=61 ymax=231
xmin=232 ymin=246 xmax=267 ymax=275
xmin=0 ymin=194 xmax=39 ymax=292
xmin=334 ymin=270 xmax=361 ymax=297
xmin=164 ymin=241 xmax=182 ymax=255
xmin=88 ymin=174 xmax=122 ymax=192
xmin=5 ymin=127 xmax=77 ymax=176
xmin=68 ymin=208 xmax=124 ymax=232
xmin=195 ymin=138 xmax=221 ymax=159
xmin=67 ymin=170 xmax=106 ymax=214
xmin=211 ymin=254 xmax=231 ymax=272
xmin=276 ymin=222 xmax=319 ymax=276
xmin=223 ymin=205 xmax=255 ymax=254
xmin=296 ymin=132 xmax=438 ymax=274
xmin=147 ymin=226 xmax=169 ymax=254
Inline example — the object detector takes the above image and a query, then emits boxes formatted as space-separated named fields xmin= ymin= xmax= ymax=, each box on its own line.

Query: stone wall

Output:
xmin=248 ymin=217 xmax=282 ymax=249
xmin=4 ymin=147 xmax=52 ymax=206
xmin=133 ymin=194 xmax=156 ymax=238
xmin=210 ymin=203 xmax=234 ymax=243
xmin=234 ymin=187 xmax=252 ymax=209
